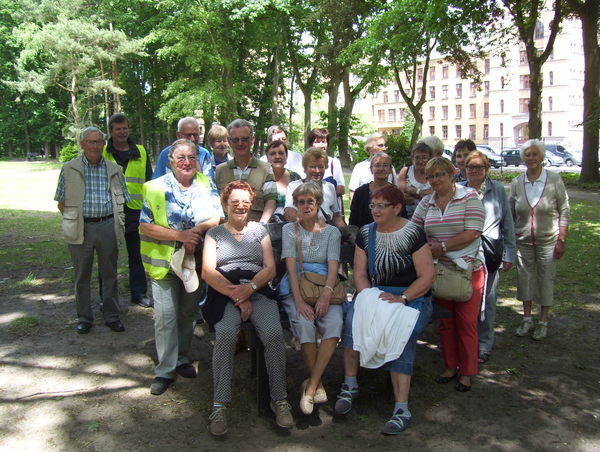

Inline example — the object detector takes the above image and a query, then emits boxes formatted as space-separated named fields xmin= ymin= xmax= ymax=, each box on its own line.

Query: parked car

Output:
xmin=475 ymin=144 xmax=503 ymax=156
xmin=501 ymin=148 xmax=523 ymax=166
xmin=543 ymin=149 xmax=565 ymax=167
xmin=544 ymin=143 xmax=582 ymax=166
xmin=476 ymin=146 xmax=506 ymax=167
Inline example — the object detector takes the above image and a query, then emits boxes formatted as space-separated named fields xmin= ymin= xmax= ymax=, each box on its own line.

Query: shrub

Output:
xmin=59 ymin=142 xmax=79 ymax=162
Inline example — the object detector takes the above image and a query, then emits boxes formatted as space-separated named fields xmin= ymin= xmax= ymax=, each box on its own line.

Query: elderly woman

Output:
xmin=207 ymin=124 xmax=231 ymax=176
xmin=509 ymin=139 xmax=569 ymax=341
xmin=412 ymin=157 xmax=485 ymax=392
xmin=284 ymin=148 xmax=346 ymax=228
xmin=139 ymin=139 xmax=223 ymax=396
xmin=308 ymin=128 xmax=346 ymax=209
xmin=265 ymin=140 xmax=301 ymax=222
xmin=397 ymin=143 xmax=434 ymax=219
xmin=349 ymin=152 xmax=396 ymax=228
xmin=460 ymin=151 xmax=516 ymax=363
xmin=418 ymin=135 xmax=444 ymax=158
xmin=201 ymin=181 xmax=293 ymax=435
xmin=335 ymin=186 xmax=435 ymax=434
xmin=453 ymin=139 xmax=477 ymax=183
xmin=279 ymin=181 xmax=343 ymax=415
xmin=349 ymin=132 xmax=397 ymax=202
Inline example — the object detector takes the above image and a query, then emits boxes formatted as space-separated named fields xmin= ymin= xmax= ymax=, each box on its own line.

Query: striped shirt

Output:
xmin=231 ymin=162 xmax=278 ymax=202
xmin=411 ymin=184 xmax=484 ymax=265
xmin=54 ymin=155 xmax=130 ymax=218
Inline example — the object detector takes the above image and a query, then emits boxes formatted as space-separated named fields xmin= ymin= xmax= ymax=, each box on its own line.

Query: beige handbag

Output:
xmin=431 ymin=261 xmax=473 ymax=302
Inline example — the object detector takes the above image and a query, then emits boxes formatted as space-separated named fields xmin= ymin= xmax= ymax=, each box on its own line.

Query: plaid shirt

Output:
xmin=55 ymin=155 xmax=130 ymax=218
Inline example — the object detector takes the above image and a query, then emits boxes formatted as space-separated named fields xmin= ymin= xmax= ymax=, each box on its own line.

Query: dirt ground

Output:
xmin=1 ymin=217 xmax=600 ymax=452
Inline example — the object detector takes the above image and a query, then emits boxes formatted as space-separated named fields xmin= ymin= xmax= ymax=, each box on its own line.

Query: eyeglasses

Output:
xmin=229 ymin=137 xmax=252 ymax=144
xmin=425 ymin=171 xmax=448 ymax=181
xmin=180 ymin=132 xmax=201 ymax=139
xmin=176 ymin=155 xmax=197 ymax=163
xmin=466 ymin=165 xmax=486 ymax=172
xmin=372 ymin=163 xmax=391 ymax=169
xmin=83 ymin=140 xmax=106 ymax=146
xmin=229 ymin=200 xmax=252 ymax=207
xmin=297 ymin=199 xmax=317 ymax=206
xmin=369 ymin=203 xmax=393 ymax=210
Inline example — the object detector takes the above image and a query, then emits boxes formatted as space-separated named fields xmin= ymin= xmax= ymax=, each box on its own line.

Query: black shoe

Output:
xmin=176 ymin=363 xmax=197 ymax=379
xmin=456 ymin=382 xmax=471 ymax=392
xmin=76 ymin=322 xmax=92 ymax=334
xmin=132 ymin=296 xmax=153 ymax=308
xmin=105 ymin=320 xmax=125 ymax=332
xmin=150 ymin=377 xmax=174 ymax=395
xmin=435 ymin=373 xmax=458 ymax=384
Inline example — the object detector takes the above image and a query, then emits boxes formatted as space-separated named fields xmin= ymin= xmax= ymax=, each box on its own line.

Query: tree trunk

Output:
xmin=326 ymin=76 xmax=340 ymax=153
xmin=271 ymin=35 xmax=281 ymax=125
xmin=137 ymin=85 xmax=146 ymax=149
xmin=339 ymin=72 xmax=354 ymax=167
xmin=528 ymin=60 xmax=543 ymax=139
xmin=578 ymin=0 xmax=600 ymax=182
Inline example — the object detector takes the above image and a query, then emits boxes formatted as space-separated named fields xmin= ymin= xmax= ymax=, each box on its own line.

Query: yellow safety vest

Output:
xmin=103 ymin=144 xmax=147 ymax=210
xmin=139 ymin=174 xmax=211 ymax=280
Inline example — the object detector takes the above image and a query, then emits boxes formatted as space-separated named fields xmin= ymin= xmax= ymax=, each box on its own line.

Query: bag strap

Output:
xmin=368 ymin=222 xmax=377 ymax=282
xmin=319 ymin=206 xmax=332 ymax=224
xmin=294 ymin=222 xmax=304 ymax=272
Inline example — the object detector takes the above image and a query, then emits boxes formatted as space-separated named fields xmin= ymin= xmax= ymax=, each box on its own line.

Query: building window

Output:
xmin=484 ymin=81 xmax=490 ymax=96
xmin=500 ymin=122 xmax=504 ymax=136
xmin=442 ymin=105 xmax=448 ymax=120
xmin=456 ymin=83 xmax=463 ymax=98
xmin=519 ymin=98 xmax=530 ymax=113
xmin=442 ymin=66 xmax=449 ymax=79
xmin=549 ymin=96 xmax=553 ymax=111
xmin=484 ymin=59 xmax=490 ymax=74
xmin=484 ymin=102 xmax=489 ymax=118
xmin=456 ymin=104 xmax=462 ymax=119
xmin=429 ymin=86 xmax=436 ymax=100
xmin=548 ymin=121 xmax=553 ymax=136
xmin=470 ymin=83 xmax=477 ymax=97
xmin=399 ymin=108 xmax=406 ymax=120
xmin=501 ymin=76 xmax=505 ymax=89
xmin=456 ymin=125 xmax=462 ymax=138
xmin=456 ymin=67 xmax=462 ymax=78
xmin=388 ymin=108 xmax=396 ymax=122
xmin=429 ymin=67 xmax=436 ymax=81
xmin=429 ymin=126 xmax=435 ymax=135
xmin=442 ymin=85 xmax=448 ymax=99
xmin=417 ymin=87 xmax=423 ymax=98
xmin=394 ymin=90 xmax=399 ymax=102
xmin=406 ymin=88 xmax=412 ymax=97
xmin=383 ymin=91 xmax=389 ymax=103
xmin=442 ymin=125 xmax=448 ymax=139
xmin=470 ymin=104 xmax=476 ymax=118
xmin=429 ymin=106 xmax=435 ymax=120
xmin=378 ymin=110 xmax=385 ymax=122
xmin=500 ymin=99 xmax=504 ymax=113
xmin=417 ymin=68 xmax=423 ymax=81
xmin=535 ymin=21 xmax=544 ymax=39
xmin=520 ymin=74 xmax=531 ymax=89
xmin=520 ymin=50 xmax=527 ymax=65
xmin=483 ymin=124 xmax=489 ymax=139
xmin=469 ymin=125 xmax=476 ymax=139
xmin=371 ymin=105 xmax=374 ymax=116
xmin=549 ymin=71 xmax=554 ymax=86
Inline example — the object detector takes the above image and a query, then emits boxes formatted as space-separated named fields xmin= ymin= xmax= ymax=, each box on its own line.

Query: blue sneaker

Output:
xmin=381 ymin=409 xmax=412 ymax=435
xmin=334 ymin=384 xmax=359 ymax=414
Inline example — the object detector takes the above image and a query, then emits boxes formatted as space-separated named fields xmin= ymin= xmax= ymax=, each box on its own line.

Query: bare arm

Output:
xmin=353 ymin=246 xmax=371 ymax=293
xmin=139 ymin=222 xmax=202 ymax=253
xmin=201 ymin=234 xmax=235 ymax=296
xmin=336 ymin=185 xmax=345 ymax=196
xmin=333 ymin=212 xmax=347 ymax=228
xmin=284 ymin=206 xmax=298 ymax=222
xmin=401 ymin=244 xmax=435 ymax=301
xmin=57 ymin=202 xmax=65 ymax=215
xmin=259 ymin=199 xmax=276 ymax=223
xmin=429 ymin=230 xmax=482 ymax=259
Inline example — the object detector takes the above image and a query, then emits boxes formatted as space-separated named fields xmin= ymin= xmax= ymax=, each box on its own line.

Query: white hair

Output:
xmin=520 ymin=139 xmax=546 ymax=159
xmin=418 ymin=135 xmax=444 ymax=155
xmin=177 ymin=117 xmax=200 ymax=132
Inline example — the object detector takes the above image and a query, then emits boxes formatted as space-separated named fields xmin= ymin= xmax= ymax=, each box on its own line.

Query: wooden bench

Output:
xmin=26 ymin=153 xmax=39 ymax=161
xmin=236 ymin=223 xmax=450 ymax=416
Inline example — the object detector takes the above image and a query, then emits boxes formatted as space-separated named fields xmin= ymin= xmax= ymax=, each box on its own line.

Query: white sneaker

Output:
xmin=515 ymin=319 xmax=533 ymax=337
xmin=533 ymin=323 xmax=547 ymax=341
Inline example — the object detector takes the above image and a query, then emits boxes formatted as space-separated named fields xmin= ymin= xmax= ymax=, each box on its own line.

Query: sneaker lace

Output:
xmin=209 ymin=407 xmax=226 ymax=422
xmin=388 ymin=409 xmax=410 ymax=429
xmin=275 ymin=400 xmax=292 ymax=415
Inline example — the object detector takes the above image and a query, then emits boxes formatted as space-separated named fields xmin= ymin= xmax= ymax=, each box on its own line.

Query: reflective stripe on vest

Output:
xmin=140 ymin=174 xmax=211 ymax=280
xmin=103 ymin=145 xmax=147 ymax=210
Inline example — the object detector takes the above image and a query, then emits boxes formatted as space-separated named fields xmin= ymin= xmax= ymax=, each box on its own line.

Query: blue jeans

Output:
xmin=341 ymin=286 xmax=432 ymax=375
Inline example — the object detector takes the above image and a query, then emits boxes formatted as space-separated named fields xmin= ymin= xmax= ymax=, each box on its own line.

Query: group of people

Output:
xmin=55 ymin=116 xmax=569 ymax=437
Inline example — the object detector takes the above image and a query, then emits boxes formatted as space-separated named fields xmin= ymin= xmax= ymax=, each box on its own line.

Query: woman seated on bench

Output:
xmin=201 ymin=181 xmax=293 ymax=435
xmin=279 ymin=181 xmax=344 ymax=416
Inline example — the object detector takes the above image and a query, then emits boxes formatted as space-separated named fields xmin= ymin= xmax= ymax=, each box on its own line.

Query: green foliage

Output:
xmin=59 ymin=142 xmax=78 ymax=162
xmin=490 ymin=171 xmax=600 ymax=190
xmin=385 ymin=133 xmax=412 ymax=171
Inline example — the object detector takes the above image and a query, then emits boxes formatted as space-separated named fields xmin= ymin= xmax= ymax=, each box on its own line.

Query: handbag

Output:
xmin=431 ymin=261 xmax=473 ymax=302
xmin=295 ymin=223 xmax=345 ymax=305
xmin=481 ymin=235 xmax=503 ymax=273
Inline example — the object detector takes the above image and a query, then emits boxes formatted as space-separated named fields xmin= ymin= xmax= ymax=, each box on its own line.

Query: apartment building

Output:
xmin=366 ymin=13 xmax=585 ymax=150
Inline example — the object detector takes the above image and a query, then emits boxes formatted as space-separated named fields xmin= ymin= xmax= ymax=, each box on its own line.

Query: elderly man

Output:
xmin=260 ymin=125 xmax=304 ymax=177
xmin=103 ymin=113 xmax=153 ymax=308
xmin=55 ymin=127 xmax=130 ymax=334
xmin=153 ymin=117 xmax=212 ymax=179
xmin=214 ymin=119 xmax=277 ymax=223
xmin=348 ymin=132 xmax=397 ymax=202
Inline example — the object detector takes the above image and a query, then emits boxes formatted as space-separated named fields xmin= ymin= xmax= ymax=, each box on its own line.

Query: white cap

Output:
xmin=170 ymin=248 xmax=199 ymax=293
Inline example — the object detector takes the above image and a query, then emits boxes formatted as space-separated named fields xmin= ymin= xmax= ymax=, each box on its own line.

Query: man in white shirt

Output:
xmin=349 ymin=133 xmax=397 ymax=202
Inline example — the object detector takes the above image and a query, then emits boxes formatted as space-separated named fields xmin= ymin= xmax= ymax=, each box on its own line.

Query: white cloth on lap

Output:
xmin=352 ymin=287 xmax=420 ymax=369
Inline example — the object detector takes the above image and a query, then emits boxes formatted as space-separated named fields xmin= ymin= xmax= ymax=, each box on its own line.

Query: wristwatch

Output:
xmin=416 ymin=188 xmax=421 ymax=197
xmin=559 ymin=238 xmax=566 ymax=243
xmin=400 ymin=293 xmax=408 ymax=303
xmin=249 ymin=282 xmax=258 ymax=290
xmin=441 ymin=242 xmax=447 ymax=253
